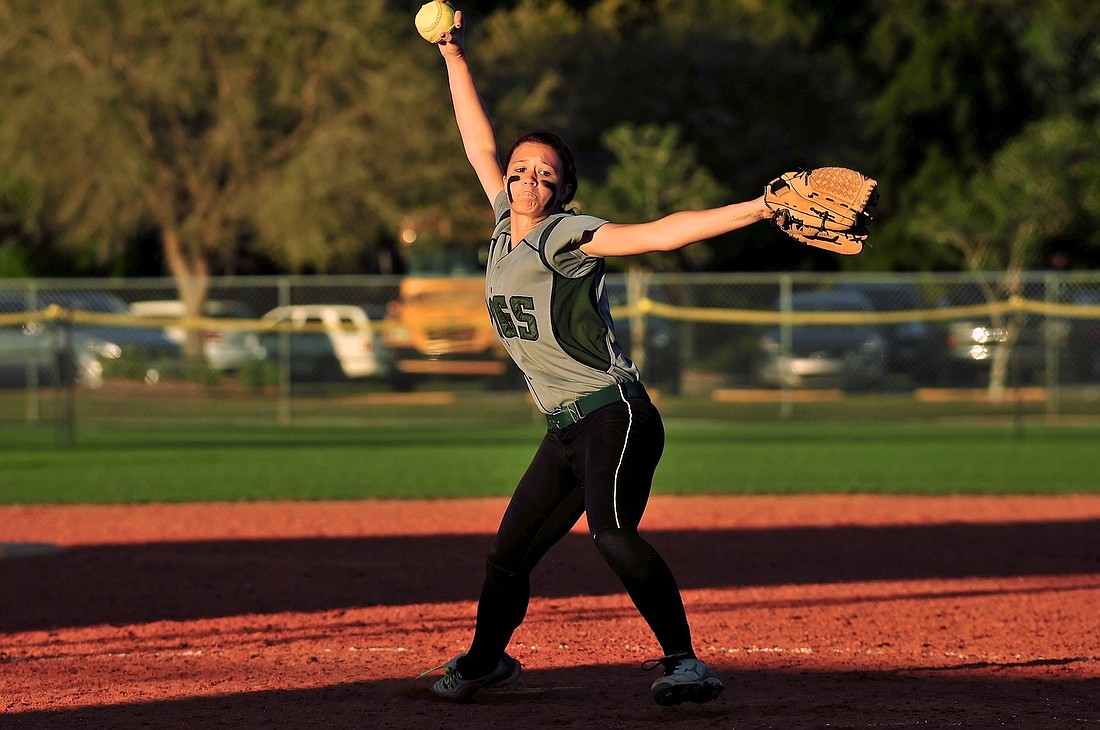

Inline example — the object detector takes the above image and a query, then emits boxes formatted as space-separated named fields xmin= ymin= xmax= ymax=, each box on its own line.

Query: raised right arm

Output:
xmin=438 ymin=17 xmax=504 ymax=205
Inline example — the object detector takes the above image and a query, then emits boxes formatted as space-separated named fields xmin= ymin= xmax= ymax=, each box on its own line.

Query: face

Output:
xmin=504 ymin=142 xmax=572 ymax=217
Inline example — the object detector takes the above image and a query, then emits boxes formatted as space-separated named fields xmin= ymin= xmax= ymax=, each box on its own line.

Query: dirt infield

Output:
xmin=2 ymin=495 xmax=1099 ymax=729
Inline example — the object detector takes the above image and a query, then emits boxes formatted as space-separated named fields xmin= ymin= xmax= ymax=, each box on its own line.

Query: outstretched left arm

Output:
xmin=579 ymin=196 xmax=772 ymax=258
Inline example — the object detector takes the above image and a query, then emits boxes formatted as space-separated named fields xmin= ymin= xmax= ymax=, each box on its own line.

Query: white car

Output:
xmin=129 ymin=299 xmax=267 ymax=372
xmin=259 ymin=304 xmax=390 ymax=380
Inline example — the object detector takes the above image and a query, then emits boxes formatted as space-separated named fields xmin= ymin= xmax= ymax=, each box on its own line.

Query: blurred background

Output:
xmin=1 ymin=0 xmax=1099 ymax=432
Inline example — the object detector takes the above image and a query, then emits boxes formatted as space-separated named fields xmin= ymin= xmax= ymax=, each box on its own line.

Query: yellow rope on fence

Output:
xmin=2 ymin=297 xmax=1099 ymax=330
xmin=616 ymin=296 xmax=1100 ymax=325
xmin=0 ymin=307 xmax=362 ymax=333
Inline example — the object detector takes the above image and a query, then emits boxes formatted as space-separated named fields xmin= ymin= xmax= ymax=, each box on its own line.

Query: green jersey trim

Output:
xmin=550 ymin=263 xmax=614 ymax=372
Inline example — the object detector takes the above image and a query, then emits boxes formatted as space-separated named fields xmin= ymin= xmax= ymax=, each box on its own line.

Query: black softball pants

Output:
xmin=457 ymin=395 xmax=695 ymax=678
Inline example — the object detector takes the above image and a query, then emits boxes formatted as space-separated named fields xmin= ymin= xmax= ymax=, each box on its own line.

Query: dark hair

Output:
xmin=505 ymin=130 xmax=578 ymax=204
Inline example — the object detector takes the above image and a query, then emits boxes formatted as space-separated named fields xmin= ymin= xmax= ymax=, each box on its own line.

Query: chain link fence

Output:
xmin=2 ymin=272 xmax=1099 ymax=435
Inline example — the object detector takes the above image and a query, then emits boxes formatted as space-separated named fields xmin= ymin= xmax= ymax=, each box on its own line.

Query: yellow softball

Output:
xmin=415 ymin=1 xmax=456 ymax=44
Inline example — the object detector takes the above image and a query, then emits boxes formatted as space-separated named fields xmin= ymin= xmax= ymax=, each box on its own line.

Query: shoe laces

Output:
xmin=438 ymin=665 xmax=461 ymax=689
xmin=641 ymin=651 xmax=691 ymax=675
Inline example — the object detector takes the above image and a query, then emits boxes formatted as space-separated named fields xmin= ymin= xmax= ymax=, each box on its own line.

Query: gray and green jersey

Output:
xmin=485 ymin=190 xmax=639 ymax=413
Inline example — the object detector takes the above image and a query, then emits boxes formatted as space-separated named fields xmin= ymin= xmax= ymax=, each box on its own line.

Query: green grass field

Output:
xmin=2 ymin=421 xmax=1097 ymax=504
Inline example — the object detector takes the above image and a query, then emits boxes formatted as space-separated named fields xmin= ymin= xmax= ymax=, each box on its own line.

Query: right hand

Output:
xmin=437 ymin=10 xmax=465 ymax=58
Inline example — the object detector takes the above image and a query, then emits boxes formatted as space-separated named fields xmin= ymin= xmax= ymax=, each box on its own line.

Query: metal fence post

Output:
xmin=277 ymin=276 xmax=291 ymax=426
xmin=24 ymin=282 xmax=40 ymax=425
xmin=779 ymin=274 xmax=793 ymax=420
xmin=1045 ymin=271 xmax=1060 ymax=417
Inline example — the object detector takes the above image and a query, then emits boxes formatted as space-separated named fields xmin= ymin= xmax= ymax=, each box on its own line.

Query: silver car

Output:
xmin=756 ymin=290 xmax=888 ymax=389
xmin=1 ymin=291 xmax=125 ymax=388
xmin=129 ymin=299 xmax=266 ymax=371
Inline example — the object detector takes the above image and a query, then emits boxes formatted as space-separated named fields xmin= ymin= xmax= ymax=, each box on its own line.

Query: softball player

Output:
xmin=424 ymin=12 xmax=771 ymax=706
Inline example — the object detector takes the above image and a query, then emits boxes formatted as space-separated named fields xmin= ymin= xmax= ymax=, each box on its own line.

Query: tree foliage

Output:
xmin=0 ymin=0 xmax=1098 ymax=285
xmin=576 ymin=123 xmax=728 ymax=271
xmin=0 ymin=1 xmax=477 ymax=278
xmin=462 ymin=0 xmax=863 ymax=271
xmin=857 ymin=1 xmax=1099 ymax=271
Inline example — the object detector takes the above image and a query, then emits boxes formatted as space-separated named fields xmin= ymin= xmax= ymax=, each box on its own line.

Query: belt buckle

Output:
xmin=549 ymin=400 xmax=582 ymax=429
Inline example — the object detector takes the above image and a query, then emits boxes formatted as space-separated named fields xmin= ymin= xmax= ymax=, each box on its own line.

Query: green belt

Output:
xmin=546 ymin=381 xmax=648 ymax=430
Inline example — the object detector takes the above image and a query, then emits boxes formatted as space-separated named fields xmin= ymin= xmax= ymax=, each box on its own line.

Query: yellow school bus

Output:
xmin=382 ymin=236 xmax=514 ymax=388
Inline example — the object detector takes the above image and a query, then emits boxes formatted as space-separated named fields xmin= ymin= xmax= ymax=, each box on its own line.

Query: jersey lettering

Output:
xmin=488 ymin=294 xmax=539 ymax=341
xmin=488 ymin=295 xmax=517 ymax=338
xmin=510 ymin=296 xmax=539 ymax=341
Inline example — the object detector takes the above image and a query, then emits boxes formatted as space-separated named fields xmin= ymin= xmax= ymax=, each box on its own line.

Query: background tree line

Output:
xmin=1 ymin=0 xmax=1098 ymax=300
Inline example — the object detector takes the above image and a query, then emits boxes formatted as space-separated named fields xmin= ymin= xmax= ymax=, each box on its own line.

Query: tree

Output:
xmin=0 ymin=0 xmax=879 ymax=285
xmin=464 ymin=0 xmax=865 ymax=271
xmin=0 ymin=177 xmax=35 ymax=277
xmin=0 ymin=0 xmax=478 ymax=356
xmin=0 ymin=172 xmax=71 ymax=277
xmin=844 ymin=0 xmax=1100 ymax=272
xmin=576 ymin=122 xmax=727 ymax=266
xmin=574 ymin=122 xmax=727 ymax=372
xmin=908 ymin=116 xmax=1099 ymax=397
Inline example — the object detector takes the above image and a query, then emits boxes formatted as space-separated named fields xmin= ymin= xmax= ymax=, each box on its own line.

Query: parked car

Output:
xmin=836 ymin=282 xmax=944 ymax=385
xmin=755 ymin=290 xmax=887 ymax=389
xmin=1065 ymin=292 xmax=1100 ymax=382
xmin=42 ymin=291 xmax=182 ymax=369
xmin=0 ymin=292 xmax=107 ymax=388
xmin=941 ymin=282 xmax=1067 ymax=386
xmin=129 ymin=299 xmax=266 ymax=371
xmin=2 ymin=290 xmax=182 ymax=386
xmin=259 ymin=304 xmax=391 ymax=381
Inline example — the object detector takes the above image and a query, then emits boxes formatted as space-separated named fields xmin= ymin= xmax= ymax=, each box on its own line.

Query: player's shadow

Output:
xmin=2 ymin=518 xmax=1098 ymax=631
xmin=2 ymin=663 xmax=1097 ymax=729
